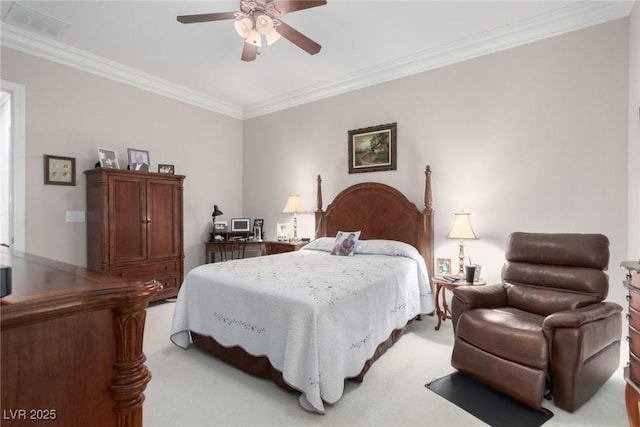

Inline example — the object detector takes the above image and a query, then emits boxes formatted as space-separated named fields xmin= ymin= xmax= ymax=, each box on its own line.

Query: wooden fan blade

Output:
xmin=275 ymin=21 xmax=321 ymax=55
xmin=271 ymin=0 xmax=327 ymax=14
xmin=241 ymin=43 xmax=258 ymax=62
xmin=177 ymin=12 xmax=237 ymax=24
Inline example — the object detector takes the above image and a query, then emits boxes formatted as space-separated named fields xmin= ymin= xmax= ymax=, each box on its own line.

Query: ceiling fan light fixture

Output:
xmin=234 ymin=17 xmax=253 ymax=38
xmin=245 ymin=28 xmax=262 ymax=47
xmin=265 ymin=29 xmax=281 ymax=45
xmin=255 ymin=14 xmax=274 ymax=35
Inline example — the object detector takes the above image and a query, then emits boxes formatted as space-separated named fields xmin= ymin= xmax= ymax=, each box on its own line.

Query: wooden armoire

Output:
xmin=85 ymin=168 xmax=184 ymax=301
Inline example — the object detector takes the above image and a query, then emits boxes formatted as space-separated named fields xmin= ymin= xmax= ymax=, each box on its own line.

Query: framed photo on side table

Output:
xmin=44 ymin=154 xmax=76 ymax=186
xmin=348 ymin=122 xmax=397 ymax=174
xmin=276 ymin=223 xmax=288 ymax=241
xmin=437 ymin=258 xmax=452 ymax=275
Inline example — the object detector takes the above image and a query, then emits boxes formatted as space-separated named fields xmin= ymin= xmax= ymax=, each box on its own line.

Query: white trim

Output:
xmin=0 ymin=80 xmax=26 ymax=252
xmin=0 ymin=24 xmax=243 ymax=119
xmin=243 ymin=1 xmax=633 ymax=118
xmin=0 ymin=2 xmax=633 ymax=120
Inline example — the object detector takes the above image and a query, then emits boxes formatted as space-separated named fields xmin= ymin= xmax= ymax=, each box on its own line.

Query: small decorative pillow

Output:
xmin=330 ymin=231 xmax=361 ymax=256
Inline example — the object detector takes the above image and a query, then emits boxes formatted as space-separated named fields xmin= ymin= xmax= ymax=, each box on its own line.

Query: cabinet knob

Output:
xmin=627 ymin=313 xmax=631 ymax=320
xmin=627 ymin=295 xmax=632 ymax=302
xmin=627 ymin=336 xmax=631 ymax=342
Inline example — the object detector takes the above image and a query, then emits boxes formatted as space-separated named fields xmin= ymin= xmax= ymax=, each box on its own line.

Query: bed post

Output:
xmin=315 ymin=175 xmax=326 ymax=238
xmin=422 ymin=166 xmax=435 ymax=280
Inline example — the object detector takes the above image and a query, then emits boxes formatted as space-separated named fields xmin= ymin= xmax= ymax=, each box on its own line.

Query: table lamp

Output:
xmin=211 ymin=204 xmax=223 ymax=228
xmin=282 ymin=195 xmax=306 ymax=242
xmin=447 ymin=211 xmax=478 ymax=276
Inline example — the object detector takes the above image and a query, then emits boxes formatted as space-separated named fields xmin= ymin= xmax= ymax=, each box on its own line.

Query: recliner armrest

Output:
xmin=542 ymin=302 xmax=622 ymax=330
xmin=451 ymin=284 xmax=508 ymax=332
xmin=453 ymin=283 xmax=508 ymax=309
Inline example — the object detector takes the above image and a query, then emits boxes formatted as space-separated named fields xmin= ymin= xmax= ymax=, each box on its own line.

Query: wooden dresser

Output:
xmin=85 ymin=168 xmax=185 ymax=301
xmin=623 ymin=261 xmax=640 ymax=427
xmin=0 ymin=247 xmax=161 ymax=427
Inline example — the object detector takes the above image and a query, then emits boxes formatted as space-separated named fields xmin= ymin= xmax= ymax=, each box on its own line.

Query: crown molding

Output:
xmin=242 ymin=1 xmax=633 ymax=119
xmin=0 ymin=23 xmax=243 ymax=119
xmin=1 ymin=1 xmax=633 ymax=120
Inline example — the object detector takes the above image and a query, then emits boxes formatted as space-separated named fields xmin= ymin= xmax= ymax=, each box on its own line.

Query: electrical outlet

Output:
xmin=66 ymin=211 xmax=85 ymax=222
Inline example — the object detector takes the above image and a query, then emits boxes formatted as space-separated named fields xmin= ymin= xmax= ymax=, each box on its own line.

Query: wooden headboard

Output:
xmin=315 ymin=166 xmax=434 ymax=279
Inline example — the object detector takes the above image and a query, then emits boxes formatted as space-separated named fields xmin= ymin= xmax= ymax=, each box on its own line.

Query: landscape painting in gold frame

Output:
xmin=348 ymin=122 xmax=397 ymax=174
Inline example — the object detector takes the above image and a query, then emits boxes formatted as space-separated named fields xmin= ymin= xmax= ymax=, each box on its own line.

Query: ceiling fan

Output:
xmin=177 ymin=0 xmax=327 ymax=62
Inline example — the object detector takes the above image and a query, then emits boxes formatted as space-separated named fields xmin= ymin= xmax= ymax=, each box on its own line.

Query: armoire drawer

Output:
xmin=629 ymin=305 xmax=640 ymax=331
xmin=111 ymin=261 xmax=178 ymax=279
xmin=628 ymin=287 xmax=640 ymax=311
xmin=629 ymin=324 xmax=640 ymax=358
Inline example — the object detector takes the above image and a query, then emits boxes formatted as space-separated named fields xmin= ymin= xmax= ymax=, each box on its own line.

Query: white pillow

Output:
xmin=330 ymin=231 xmax=361 ymax=256
xmin=355 ymin=239 xmax=421 ymax=258
xmin=301 ymin=237 xmax=335 ymax=252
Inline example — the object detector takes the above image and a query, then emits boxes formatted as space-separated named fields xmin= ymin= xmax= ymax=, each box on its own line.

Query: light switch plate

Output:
xmin=66 ymin=211 xmax=85 ymax=222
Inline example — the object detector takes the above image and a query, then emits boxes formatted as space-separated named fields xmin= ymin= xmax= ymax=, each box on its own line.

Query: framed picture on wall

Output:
xmin=348 ymin=122 xmax=397 ymax=174
xmin=44 ymin=154 xmax=76 ymax=186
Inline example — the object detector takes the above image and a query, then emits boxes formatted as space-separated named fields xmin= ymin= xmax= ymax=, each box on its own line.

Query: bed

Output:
xmin=170 ymin=166 xmax=435 ymax=413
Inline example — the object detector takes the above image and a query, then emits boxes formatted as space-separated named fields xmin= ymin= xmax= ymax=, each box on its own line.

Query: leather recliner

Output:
xmin=450 ymin=232 xmax=622 ymax=412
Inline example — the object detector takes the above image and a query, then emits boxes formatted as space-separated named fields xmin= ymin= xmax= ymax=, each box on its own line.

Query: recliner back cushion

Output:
xmin=502 ymin=262 xmax=609 ymax=299
xmin=503 ymin=282 xmax=602 ymax=316
xmin=505 ymin=232 xmax=609 ymax=269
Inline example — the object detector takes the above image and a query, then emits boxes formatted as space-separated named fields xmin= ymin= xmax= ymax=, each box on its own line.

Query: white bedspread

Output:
xmin=170 ymin=239 xmax=434 ymax=413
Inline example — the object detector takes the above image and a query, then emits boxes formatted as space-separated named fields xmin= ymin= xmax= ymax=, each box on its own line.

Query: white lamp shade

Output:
xmin=265 ymin=29 xmax=281 ymax=45
xmin=255 ymin=14 xmax=274 ymax=35
xmin=245 ymin=28 xmax=262 ymax=46
xmin=447 ymin=212 xmax=478 ymax=240
xmin=282 ymin=195 xmax=307 ymax=214
xmin=234 ymin=17 xmax=253 ymax=38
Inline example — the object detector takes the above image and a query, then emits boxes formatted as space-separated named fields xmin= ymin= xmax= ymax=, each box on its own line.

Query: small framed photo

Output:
xmin=276 ymin=223 xmax=288 ymax=241
xmin=158 ymin=164 xmax=174 ymax=174
xmin=127 ymin=148 xmax=150 ymax=171
xmin=44 ymin=154 xmax=75 ymax=186
xmin=473 ymin=264 xmax=482 ymax=282
xmin=97 ymin=147 xmax=120 ymax=169
xmin=437 ymin=258 xmax=452 ymax=275
xmin=348 ymin=122 xmax=397 ymax=174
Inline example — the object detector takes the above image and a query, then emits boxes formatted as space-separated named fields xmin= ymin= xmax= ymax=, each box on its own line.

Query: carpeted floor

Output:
xmin=426 ymin=371 xmax=553 ymax=427
xmin=143 ymin=301 xmax=628 ymax=426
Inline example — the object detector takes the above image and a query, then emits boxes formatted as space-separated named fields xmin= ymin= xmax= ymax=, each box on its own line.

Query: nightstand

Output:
xmin=431 ymin=276 xmax=486 ymax=331
xmin=265 ymin=240 xmax=308 ymax=255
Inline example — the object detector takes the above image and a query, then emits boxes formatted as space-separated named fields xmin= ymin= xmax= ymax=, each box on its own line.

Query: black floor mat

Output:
xmin=426 ymin=371 xmax=553 ymax=427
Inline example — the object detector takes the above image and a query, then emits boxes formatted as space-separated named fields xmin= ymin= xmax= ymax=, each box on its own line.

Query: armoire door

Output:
xmin=109 ymin=175 xmax=147 ymax=264
xmin=146 ymin=178 xmax=180 ymax=260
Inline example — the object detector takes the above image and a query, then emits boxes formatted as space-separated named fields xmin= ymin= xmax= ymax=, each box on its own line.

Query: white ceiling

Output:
xmin=0 ymin=1 xmax=634 ymax=118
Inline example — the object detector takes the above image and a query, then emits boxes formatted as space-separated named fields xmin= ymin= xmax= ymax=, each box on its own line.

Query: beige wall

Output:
xmin=243 ymin=18 xmax=630 ymax=305
xmin=0 ymin=14 xmax=634 ymax=308
xmin=0 ymin=47 xmax=243 ymax=274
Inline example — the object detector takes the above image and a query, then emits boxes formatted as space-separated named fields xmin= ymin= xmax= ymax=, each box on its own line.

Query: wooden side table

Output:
xmin=204 ymin=240 xmax=265 ymax=263
xmin=431 ymin=276 xmax=486 ymax=331
xmin=265 ymin=240 xmax=308 ymax=255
